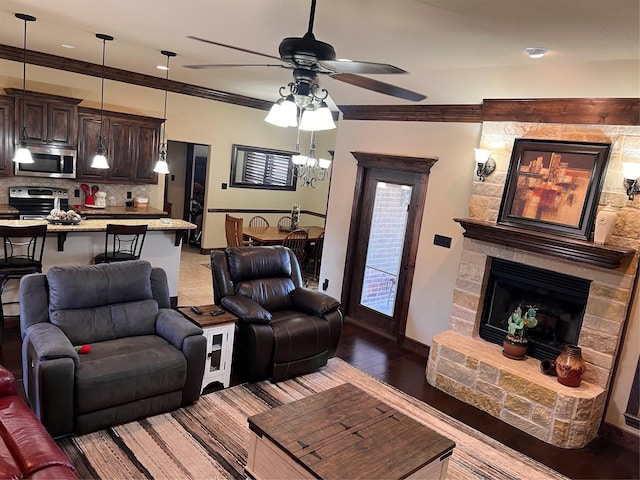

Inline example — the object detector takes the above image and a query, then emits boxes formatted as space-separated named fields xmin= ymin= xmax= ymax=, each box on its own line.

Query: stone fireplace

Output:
xmin=426 ymin=122 xmax=640 ymax=448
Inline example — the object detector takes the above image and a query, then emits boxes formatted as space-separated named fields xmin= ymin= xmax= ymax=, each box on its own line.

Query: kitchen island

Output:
xmin=0 ymin=218 xmax=196 ymax=302
xmin=77 ymin=205 xmax=168 ymax=218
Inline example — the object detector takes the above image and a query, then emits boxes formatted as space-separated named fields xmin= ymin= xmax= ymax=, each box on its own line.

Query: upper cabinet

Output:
xmin=0 ymin=96 xmax=14 ymax=177
xmin=77 ymin=107 xmax=163 ymax=184
xmin=5 ymin=89 xmax=82 ymax=149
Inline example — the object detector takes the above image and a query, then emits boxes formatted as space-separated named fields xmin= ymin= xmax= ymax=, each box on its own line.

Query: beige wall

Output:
xmin=0 ymin=59 xmax=334 ymax=249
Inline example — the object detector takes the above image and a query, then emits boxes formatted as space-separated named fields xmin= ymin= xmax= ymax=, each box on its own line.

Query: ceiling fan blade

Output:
xmin=183 ymin=63 xmax=288 ymax=69
xmin=332 ymin=73 xmax=426 ymax=102
xmin=187 ymin=36 xmax=284 ymax=62
xmin=321 ymin=60 xmax=406 ymax=75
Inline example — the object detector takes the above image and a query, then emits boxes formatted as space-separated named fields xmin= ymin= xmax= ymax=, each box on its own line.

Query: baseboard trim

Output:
xmin=599 ymin=421 xmax=640 ymax=451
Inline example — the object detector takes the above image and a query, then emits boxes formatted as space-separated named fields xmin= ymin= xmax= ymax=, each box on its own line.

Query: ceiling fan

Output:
xmin=184 ymin=0 xmax=426 ymax=102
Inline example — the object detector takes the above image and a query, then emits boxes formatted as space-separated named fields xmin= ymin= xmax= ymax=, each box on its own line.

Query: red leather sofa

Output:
xmin=0 ymin=365 xmax=77 ymax=479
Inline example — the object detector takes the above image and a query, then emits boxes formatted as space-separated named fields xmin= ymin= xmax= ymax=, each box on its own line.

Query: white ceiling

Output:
xmin=0 ymin=0 xmax=638 ymax=107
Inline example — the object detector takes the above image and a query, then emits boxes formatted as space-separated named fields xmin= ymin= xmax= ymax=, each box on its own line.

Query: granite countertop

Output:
xmin=0 ymin=204 xmax=19 ymax=215
xmin=0 ymin=218 xmax=196 ymax=232
xmin=77 ymin=206 xmax=168 ymax=217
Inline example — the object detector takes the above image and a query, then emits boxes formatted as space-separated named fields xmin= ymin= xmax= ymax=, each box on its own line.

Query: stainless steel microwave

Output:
xmin=14 ymin=146 xmax=77 ymax=179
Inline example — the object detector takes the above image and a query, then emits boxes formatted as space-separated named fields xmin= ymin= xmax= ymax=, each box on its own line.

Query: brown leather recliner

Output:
xmin=210 ymin=246 xmax=342 ymax=382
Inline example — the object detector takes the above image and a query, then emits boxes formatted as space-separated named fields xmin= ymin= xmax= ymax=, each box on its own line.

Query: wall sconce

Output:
xmin=474 ymin=148 xmax=496 ymax=182
xmin=622 ymin=162 xmax=640 ymax=200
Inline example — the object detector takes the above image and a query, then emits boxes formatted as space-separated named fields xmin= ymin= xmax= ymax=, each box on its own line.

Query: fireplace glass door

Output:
xmin=479 ymin=258 xmax=591 ymax=360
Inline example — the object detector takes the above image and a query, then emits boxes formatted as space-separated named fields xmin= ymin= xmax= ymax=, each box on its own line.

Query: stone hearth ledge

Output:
xmin=426 ymin=330 xmax=606 ymax=448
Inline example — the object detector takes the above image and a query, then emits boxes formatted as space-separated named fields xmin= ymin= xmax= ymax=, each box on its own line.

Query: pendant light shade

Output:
xmin=154 ymin=50 xmax=176 ymax=175
xmin=91 ymin=33 xmax=113 ymax=169
xmin=12 ymin=13 xmax=36 ymax=164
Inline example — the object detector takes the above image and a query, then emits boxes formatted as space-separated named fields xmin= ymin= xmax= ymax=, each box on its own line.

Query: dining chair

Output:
xmin=305 ymin=231 xmax=325 ymax=280
xmin=225 ymin=214 xmax=250 ymax=247
xmin=249 ymin=216 xmax=270 ymax=228
xmin=282 ymin=229 xmax=309 ymax=265
xmin=0 ymin=224 xmax=48 ymax=344
xmin=278 ymin=216 xmax=292 ymax=230
xmin=94 ymin=224 xmax=148 ymax=264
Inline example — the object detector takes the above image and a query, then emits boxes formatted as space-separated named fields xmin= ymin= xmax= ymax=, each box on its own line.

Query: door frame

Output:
xmin=341 ymin=151 xmax=438 ymax=344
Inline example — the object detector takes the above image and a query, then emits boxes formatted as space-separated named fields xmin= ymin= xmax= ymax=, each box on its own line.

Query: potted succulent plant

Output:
xmin=502 ymin=305 xmax=538 ymax=360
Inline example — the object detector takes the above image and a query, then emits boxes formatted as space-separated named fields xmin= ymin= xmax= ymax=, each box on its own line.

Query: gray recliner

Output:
xmin=19 ymin=260 xmax=206 ymax=438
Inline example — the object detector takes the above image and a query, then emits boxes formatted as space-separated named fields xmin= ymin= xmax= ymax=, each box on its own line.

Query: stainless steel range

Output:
xmin=9 ymin=186 xmax=70 ymax=219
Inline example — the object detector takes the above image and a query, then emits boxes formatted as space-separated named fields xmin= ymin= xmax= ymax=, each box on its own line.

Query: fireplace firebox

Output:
xmin=479 ymin=258 xmax=591 ymax=360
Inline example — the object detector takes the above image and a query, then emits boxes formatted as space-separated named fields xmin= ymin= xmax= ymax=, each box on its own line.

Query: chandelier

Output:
xmin=292 ymin=131 xmax=332 ymax=188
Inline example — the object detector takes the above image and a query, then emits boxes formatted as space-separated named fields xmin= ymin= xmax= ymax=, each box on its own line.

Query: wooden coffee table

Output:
xmin=246 ymin=383 xmax=455 ymax=479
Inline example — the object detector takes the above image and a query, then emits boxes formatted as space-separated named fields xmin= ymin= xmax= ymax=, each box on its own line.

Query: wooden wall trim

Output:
xmin=483 ymin=98 xmax=640 ymax=126
xmin=339 ymin=104 xmax=483 ymax=122
xmin=0 ymin=44 xmax=272 ymax=111
xmin=339 ymin=98 xmax=640 ymax=126
xmin=351 ymin=151 xmax=438 ymax=174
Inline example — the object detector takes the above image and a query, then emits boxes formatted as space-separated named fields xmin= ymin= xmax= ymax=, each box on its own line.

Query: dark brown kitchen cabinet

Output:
xmin=77 ymin=107 xmax=162 ymax=184
xmin=5 ymin=89 xmax=81 ymax=149
xmin=0 ymin=96 xmax=13 ymax=177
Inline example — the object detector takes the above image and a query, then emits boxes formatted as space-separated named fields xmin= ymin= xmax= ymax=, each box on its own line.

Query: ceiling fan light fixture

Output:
xmin=299 ymin=103 xmax=335 ymax=132
xmin=524 ymin=47 xmax=549 ymax=59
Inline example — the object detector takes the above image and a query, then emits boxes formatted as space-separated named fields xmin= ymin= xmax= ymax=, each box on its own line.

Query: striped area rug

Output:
xmin=57 ymin=358 xmax=567 ymax=479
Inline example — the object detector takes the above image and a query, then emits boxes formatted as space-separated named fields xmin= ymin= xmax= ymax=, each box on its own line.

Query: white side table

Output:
xmin=178 ymin=305 xmax=237 ymax=391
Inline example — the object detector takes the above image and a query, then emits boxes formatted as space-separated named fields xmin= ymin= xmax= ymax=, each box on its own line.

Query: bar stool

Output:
xmin=0 ymin=224 xmax=47 ymax=344
xmin=94 ymin=224 xmax=147 ymax=264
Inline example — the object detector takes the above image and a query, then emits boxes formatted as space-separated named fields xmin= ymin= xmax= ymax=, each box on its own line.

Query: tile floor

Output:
xmin=176 ymin=245 xmax=215 ymax=307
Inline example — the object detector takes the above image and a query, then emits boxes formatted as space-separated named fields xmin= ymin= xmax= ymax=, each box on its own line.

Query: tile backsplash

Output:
xmin=0 ymin=177 xmax=150 ymax=206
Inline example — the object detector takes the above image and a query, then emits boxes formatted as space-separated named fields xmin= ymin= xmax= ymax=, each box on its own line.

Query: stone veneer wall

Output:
xmin=427 ymin=121 xmax=640 ymax=448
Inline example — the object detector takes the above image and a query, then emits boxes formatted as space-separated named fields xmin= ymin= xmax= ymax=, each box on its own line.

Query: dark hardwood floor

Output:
xmin=336 ymin=322 xmax=639 ymax=480
xmin=3 ymin=319 xmax=638 ymax=479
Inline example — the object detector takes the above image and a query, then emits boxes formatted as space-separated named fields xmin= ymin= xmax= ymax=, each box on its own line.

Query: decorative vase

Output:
xmin=502 ymin=335 xmax=528 ymax=360
xmin=555 ymin=345 xmax=586 ymax=387
xmin=593 ymin=205 xmax=617 ymax=245
xmin=540 ymin=359 xmax=557 ymax=376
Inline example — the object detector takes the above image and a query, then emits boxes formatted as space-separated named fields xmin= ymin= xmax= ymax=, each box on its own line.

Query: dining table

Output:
xmin=243 ymin=225 xmax=324 ymax=246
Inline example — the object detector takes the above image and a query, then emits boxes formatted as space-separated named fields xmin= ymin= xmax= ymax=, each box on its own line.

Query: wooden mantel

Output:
xmin=454 ymin=217 xmax=636 ymax=269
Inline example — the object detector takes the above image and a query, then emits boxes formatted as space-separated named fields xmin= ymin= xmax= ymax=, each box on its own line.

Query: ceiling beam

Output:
xmin=0 ymin=44 xmax=273 ymax=111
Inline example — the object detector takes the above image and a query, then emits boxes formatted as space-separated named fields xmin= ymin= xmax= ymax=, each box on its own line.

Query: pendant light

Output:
xmin=12 ymin=13 xmax=36 ymax=164
xmin=153 ymin=50 xmax=176 ymax=175
xmin=91 ymin=33 xmax=114 ymax=169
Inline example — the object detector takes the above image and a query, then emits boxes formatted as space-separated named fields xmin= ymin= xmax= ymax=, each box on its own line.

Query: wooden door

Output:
xmin=342 ymin=152 xmax=436 ymax=342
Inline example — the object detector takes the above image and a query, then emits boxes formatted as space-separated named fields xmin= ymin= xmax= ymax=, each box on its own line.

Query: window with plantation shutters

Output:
xmin=230 ymin=144 xmax=297 ymax=191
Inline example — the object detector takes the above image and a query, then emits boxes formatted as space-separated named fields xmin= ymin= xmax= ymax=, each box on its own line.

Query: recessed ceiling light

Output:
xmin=60 ymin=44 xmax=75 ymax=49
xmin=156 ymin=65 xmax=169 ymax=71
xmin=524 ymin=47 xmax=549 ymax=59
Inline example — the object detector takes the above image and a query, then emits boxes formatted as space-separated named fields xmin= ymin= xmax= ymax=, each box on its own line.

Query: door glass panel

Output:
xmin=360 ymin=182 xmax=412 ymax=316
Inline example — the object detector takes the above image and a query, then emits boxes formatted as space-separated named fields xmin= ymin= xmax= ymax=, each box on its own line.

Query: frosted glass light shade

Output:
xmin=12 ymin=146 xmax=33 ymax=164
xmin=91 ymin=153 xmax=109 ymax=169
xmin=299 ymin=104 xmax=336 ymax=131
xmin=153 ymin=159 xmax=170 ymax=174
xmin=318 ymin=158 xmax=332 ymax=169
xmin=474 ymin=148 xmax=491 ymax=164
xmin=265 ymin=98 xmax=298 ymax=127
xmin=292 ymin=155 xmax=307 ymax=165
xmin=622 ymin=162 xmax=640 ymax=180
